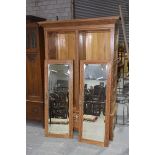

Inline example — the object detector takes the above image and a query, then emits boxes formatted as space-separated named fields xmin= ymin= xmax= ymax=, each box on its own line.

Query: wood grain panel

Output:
xmin=48 ymin=33 xmax=57 ymax=59
xmin=68 ymin=33 xmax=76 ymax=59
xmin=79 ymin=32 xmax=86 ymax=60
xmin=48 ymin=32 xmax=75 ymax=60
xmin=26 ymin=101 xmax=43 ymax=121
xmin=26 ymin=53 xmax=42 ymax=100
xmin=85 ymin=31 xmax=111 ymax=60
xmin=57 ymin=33 xmax=75 ymax=60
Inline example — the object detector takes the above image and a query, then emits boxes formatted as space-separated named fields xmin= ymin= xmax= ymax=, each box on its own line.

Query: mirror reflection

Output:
xmin=48 ymin=64 xmax=70 ymax=134
xmin=82 ymin=64 xmax=108 ymax=142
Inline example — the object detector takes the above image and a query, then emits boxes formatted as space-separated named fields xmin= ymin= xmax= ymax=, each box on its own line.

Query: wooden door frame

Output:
xmin=79 ymin=60 xmax=112 ymax=147
xmin=44 ymin=59 xmax=73 ymax=138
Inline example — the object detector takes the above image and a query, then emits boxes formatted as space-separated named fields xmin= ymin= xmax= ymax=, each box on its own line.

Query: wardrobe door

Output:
xmin=79 ymin=60 xmax=111 ymax=146
xmin=26 ymin=53 xmax=43 ymax=121
xmin=44 ymin=60 xmax=73 ymax=138
xmin=26 ymin=21 xmax=44 ymax=124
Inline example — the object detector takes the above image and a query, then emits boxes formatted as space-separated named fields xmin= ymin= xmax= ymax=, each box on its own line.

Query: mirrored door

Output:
xmin=45 ymin=60 xmax=73 ymax=138
xmin=79 ymin=60 xmax=111 ymax=146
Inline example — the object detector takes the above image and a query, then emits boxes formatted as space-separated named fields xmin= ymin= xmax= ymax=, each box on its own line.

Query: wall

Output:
xmin=26 ymin=0 xmax=73 ymax=20
xmin=74 ymin=0 xmax=129 ymax=44
xmin=26 ymin=0 xmax=129 ymax=43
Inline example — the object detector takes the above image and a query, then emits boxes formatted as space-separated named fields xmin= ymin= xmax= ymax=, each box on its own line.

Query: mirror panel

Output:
xmin=47 ymin=62 xmax=72 ymax=136
xmin=81 ymin=63 xmax=108 ymax=142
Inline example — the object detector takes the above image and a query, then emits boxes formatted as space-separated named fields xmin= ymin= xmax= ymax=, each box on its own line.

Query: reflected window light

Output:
xmin=106 ymin=65 xmax=108 ymax=71
xmin=97 ymin=77 xmax=103 ymax=80
xmin=79 ymin=34 xmax=83 ymax=43
xmin=101 ymin=64 xmax=106 ymax=71
xmin=51 ymin=70 xmax=57 ymax=73
xmin=64 ymin=73 xmax=69 ymax=76
xmin=89 ymin=75 xmax=92 ymax=79
xmin=58 ymin=34 xmax=66 ymax=48
xmin=88 ymin=33 xmax=92 ymax=40
xmin=67 ymin=70 xmax=70 ymax=74
xmin=84 ymin=64 xmax=86 ymax=70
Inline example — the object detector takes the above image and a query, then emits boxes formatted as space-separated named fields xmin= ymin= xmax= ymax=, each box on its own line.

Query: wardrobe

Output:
xmin=39 ymin=16 xmax=119 ymax=146
xmin=26 ymin=15 xmax=46 ymax=124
